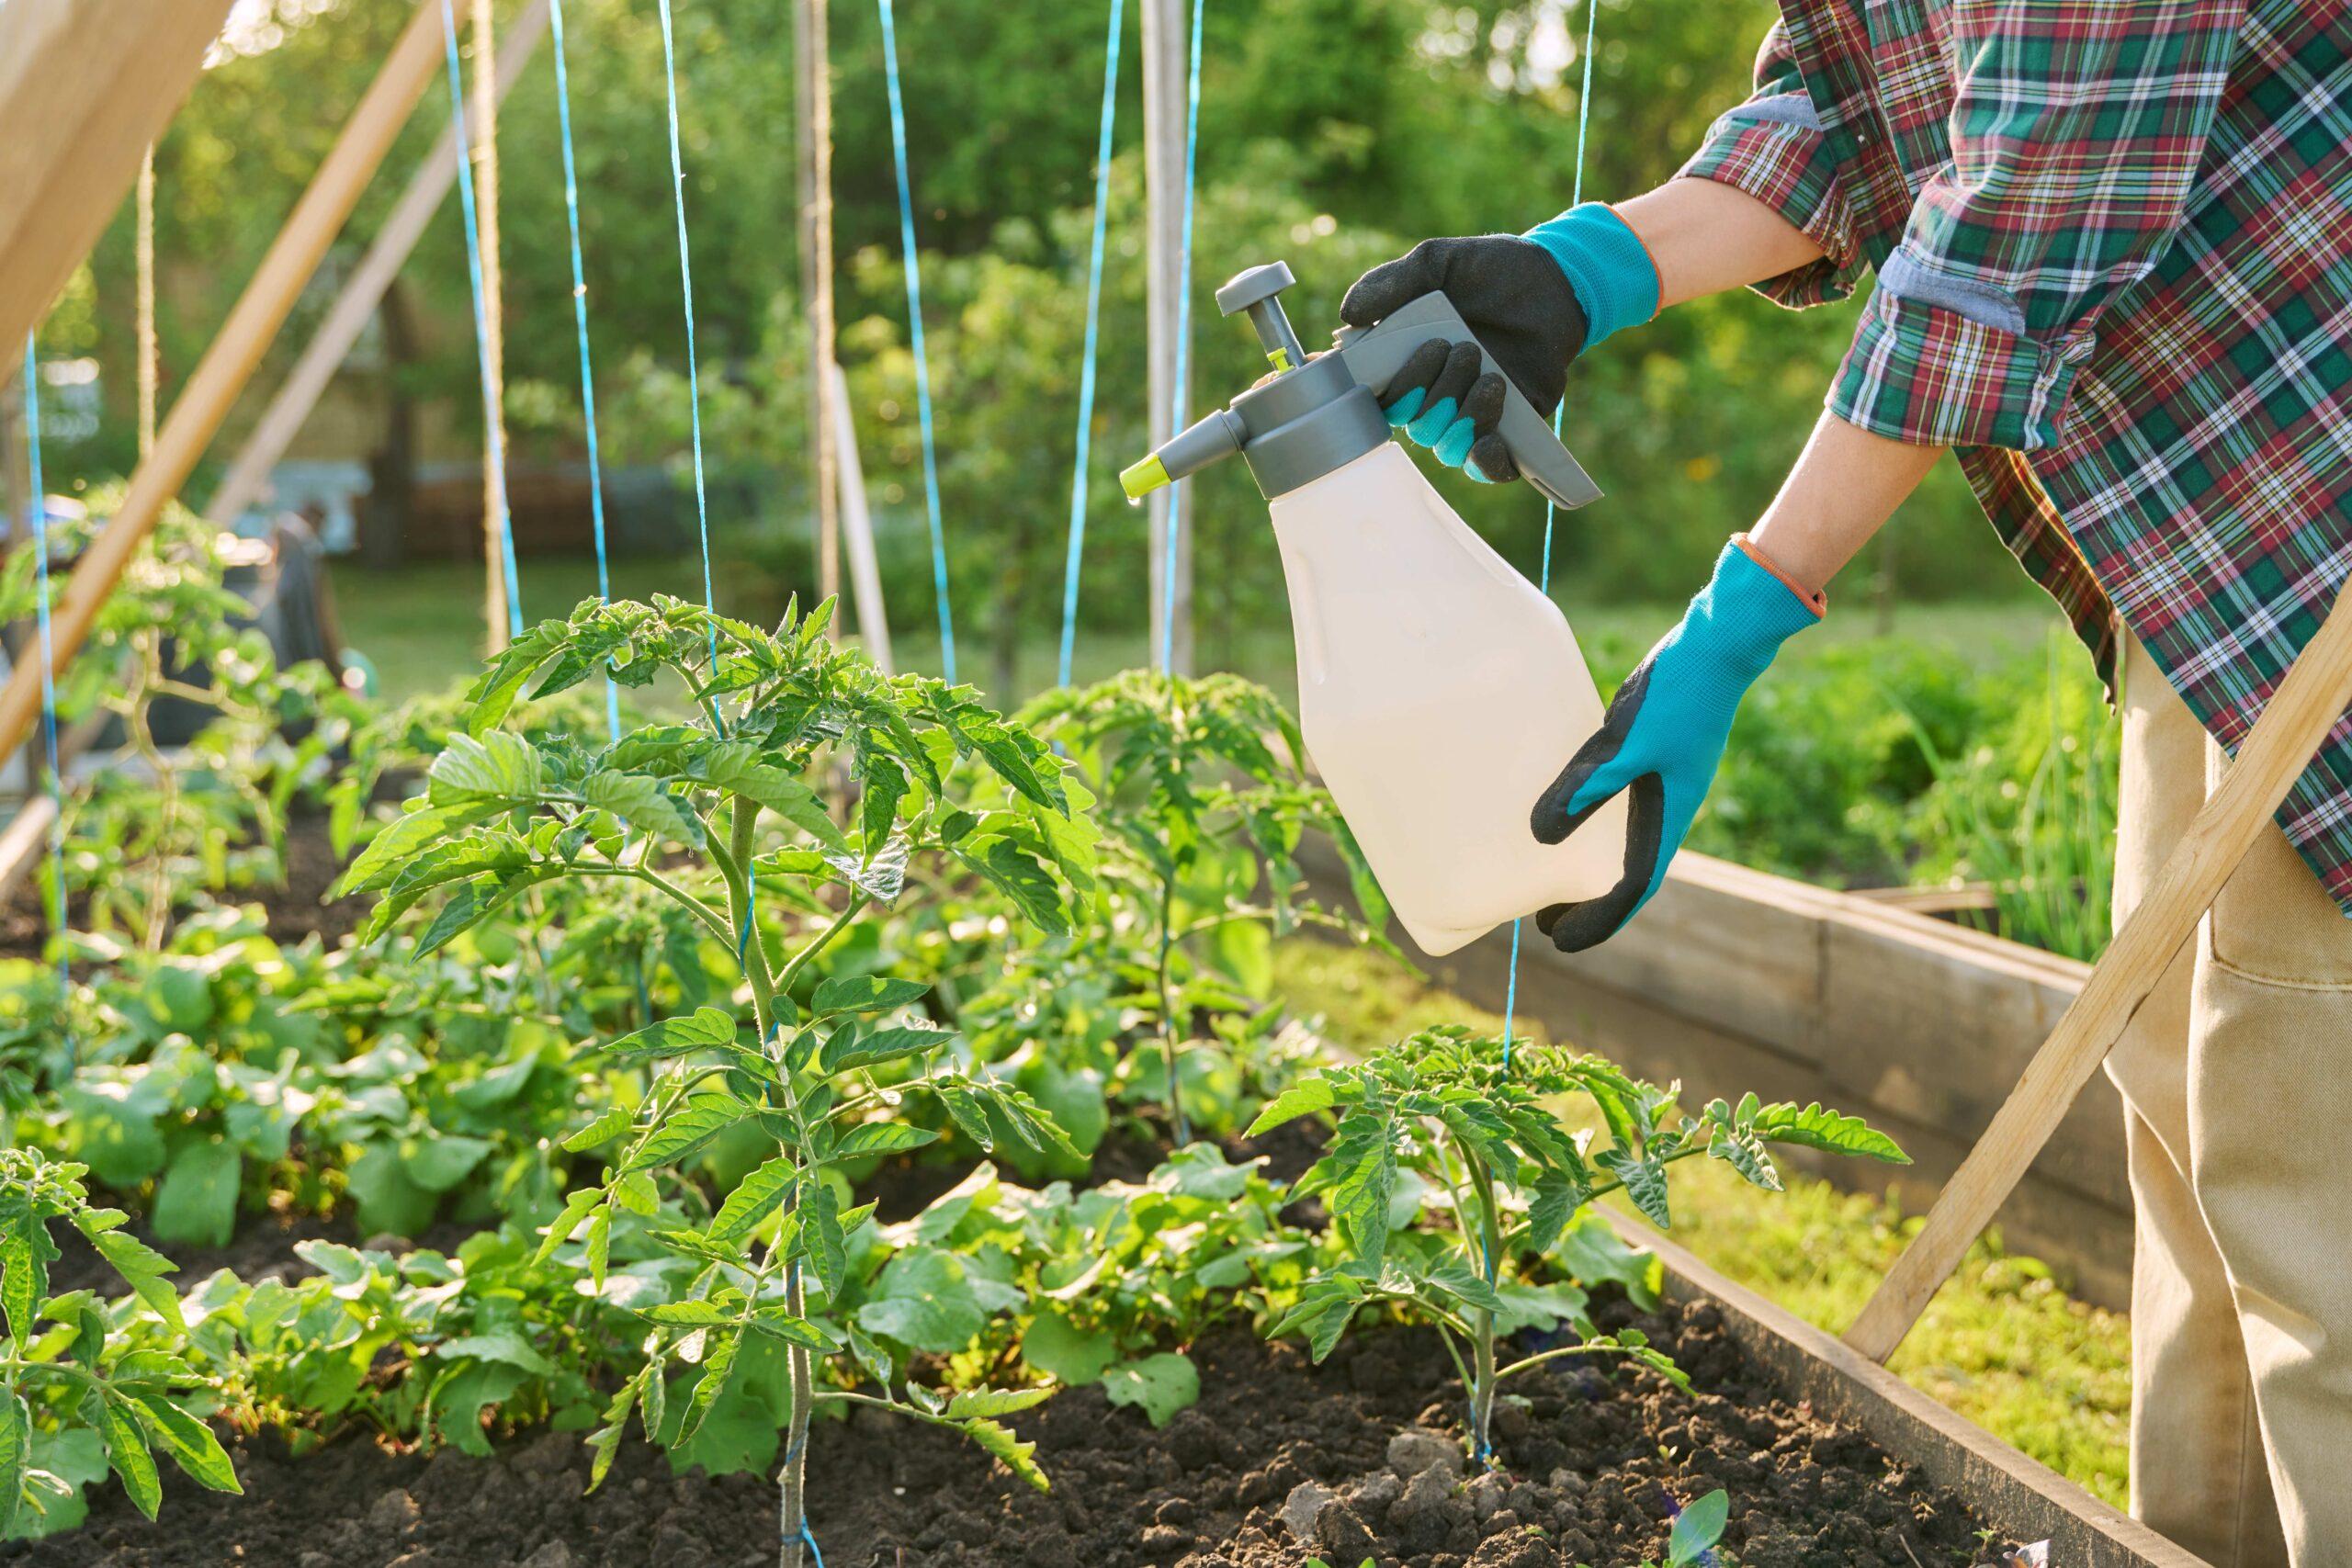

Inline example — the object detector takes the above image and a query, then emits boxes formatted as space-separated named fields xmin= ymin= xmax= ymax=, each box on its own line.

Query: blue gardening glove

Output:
xmin=1337 ymin=203 xmax=1659 ymax=482
xmin=1530 ymin=536 xmax=1823 ymax=952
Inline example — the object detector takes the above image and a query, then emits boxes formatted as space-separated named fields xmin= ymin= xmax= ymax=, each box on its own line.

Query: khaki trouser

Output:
xmin=2109 ymin=636 xmax=2352 ymax=1567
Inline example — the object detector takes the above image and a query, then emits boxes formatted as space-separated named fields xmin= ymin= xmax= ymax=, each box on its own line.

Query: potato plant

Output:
xmin=1017 ymin=671 xmax=1387 ymax=1143
xmin=1251 ymin=1026 xmax=1908 ymax=1461
xmin=0 ymin=1146 xmax=239 ymax=1538
xmin=350 ymin=595 xmax=1096 ymax=1567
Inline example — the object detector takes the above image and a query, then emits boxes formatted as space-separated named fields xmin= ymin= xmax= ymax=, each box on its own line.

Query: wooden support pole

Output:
xmin=470 ymin=0 xmax=514 ymax=651
xmin=829 ymin=361 xmax=891 ymax=674
xmin=796 ymin=0 xmax=842 ymax=636
xmin=137 ymin=148 xmax=159 ymax=459
xmin=0 ymin=0 xmax=451 ymax=775
xmin=1141 ymin=0 xmax=1193 ymax=674
xmin=1846 ymin=585 xmax=2352 ymax=1362
xmin=205 ymin=0 xmax=550 ymax=530
xmin=0 ymin=0 xmax=237 ymax=359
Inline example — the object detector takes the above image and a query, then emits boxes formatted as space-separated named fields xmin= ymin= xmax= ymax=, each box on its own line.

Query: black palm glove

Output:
xmin=1337 ymin=235 xmax=1588 ymax=484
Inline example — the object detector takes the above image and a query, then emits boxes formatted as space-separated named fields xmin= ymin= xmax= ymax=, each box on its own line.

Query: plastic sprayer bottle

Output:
xmin=1122 ymin=261 xmax=1627 ymax=957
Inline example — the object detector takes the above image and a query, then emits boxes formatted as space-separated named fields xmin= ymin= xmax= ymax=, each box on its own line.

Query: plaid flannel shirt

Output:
xmin=1680 ymin=0 xmax=2352 ymax=912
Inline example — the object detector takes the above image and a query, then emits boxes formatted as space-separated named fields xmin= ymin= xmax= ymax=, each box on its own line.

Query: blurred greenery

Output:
xmin=35 ymin=0 xmax=2033 ymax=680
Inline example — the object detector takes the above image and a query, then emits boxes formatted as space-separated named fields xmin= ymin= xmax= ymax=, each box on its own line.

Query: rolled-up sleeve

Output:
xmin=1678 ymin=21 xmax=1866 ymax=309
xmin=1831 ymin=0 xmax=2244 ymax=451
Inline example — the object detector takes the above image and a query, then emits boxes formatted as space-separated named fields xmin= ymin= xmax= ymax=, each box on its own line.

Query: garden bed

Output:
xmin=7 ymin=1292 xmax=2025 ymax=1568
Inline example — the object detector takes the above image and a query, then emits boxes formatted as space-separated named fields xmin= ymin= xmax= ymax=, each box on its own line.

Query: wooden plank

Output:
xmin=0 ymin=0 xmax=238 ymax=356
xmin=0 ymin=0 xmax=453 ymax=777
xmin=796 ymin=0 xmax=841 ymax=633
xmin=1848 ymin=583 xmax=2352 ymax=1362
xmin=829 ymin=362 xmax=893 ymax=674
xmin=206 ymin=0 xmax=552 ymax=530
xmin=1616 ymin=1211 xmax=2206 ymax=1568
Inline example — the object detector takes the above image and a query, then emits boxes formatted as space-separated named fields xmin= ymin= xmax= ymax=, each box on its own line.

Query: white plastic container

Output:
xmin=1268 ymin=441 xmax=1628 ymax=956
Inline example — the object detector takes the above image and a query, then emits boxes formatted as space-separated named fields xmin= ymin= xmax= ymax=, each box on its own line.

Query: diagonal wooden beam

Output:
xmin=1846 ymin=582 xmax=2352 ymax=1362
xmin=0 ymin=0 xmax=240 ymax=357
xmin=207 ymin=0 xmax=552 ymax=529
xmin=0 ymin=0 xmax=450 ymax=773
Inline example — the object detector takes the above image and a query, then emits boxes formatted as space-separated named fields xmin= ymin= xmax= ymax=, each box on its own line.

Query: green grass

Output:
xmin=1276 ymin=939 xmax=2132 ymax=1508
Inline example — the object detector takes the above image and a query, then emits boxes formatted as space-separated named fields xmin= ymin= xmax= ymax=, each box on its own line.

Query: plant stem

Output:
xmin=1156 ymin=872 xmax=1189 ymax=1145
xmin=1464 ymin=1147 xmax=1504 ymax=1465
xmin=773 ymin=889 xmax=870 ymax=1000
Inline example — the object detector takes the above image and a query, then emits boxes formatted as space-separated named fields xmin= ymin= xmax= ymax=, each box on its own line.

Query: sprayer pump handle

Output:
xmin=1331 ymin=292 xmax=1603 ymax=513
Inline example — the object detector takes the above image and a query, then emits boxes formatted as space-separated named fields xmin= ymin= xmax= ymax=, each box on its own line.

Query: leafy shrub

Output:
xmin=1250 ymin=1026 xmax=1907 ymax=1461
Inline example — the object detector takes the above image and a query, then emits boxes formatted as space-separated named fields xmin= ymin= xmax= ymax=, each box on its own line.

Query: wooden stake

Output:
xmin=137 ymin=147 xmax=158 ymax=459
xmin=0 ymin=0 xmax=451 ymax=774
xmin=1846 ymin=584 xmax=2352 ymax=1362
xmin=1141 ymin=0 xmax=1193 ymax=674
xmin=795 ymin=0 xmax=841 ymax=637
xmin=0 ymin=0 xmax=236 ymax=359
xmin=829 ymin=361 xmax=891 ymax=674
xmin=205 ymin=0 xmax=550 ymax=530
xmin=470 ymin=0 xmax=514 ymax=651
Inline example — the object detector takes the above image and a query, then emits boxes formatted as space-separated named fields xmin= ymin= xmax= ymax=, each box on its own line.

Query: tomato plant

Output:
xmin=355 ymin=594 xmax=1098 ymax=1563
xmin=1250 ymin=1026 xmax=1908 ymax=1462
xmin=0 ymin=1146 xmax=239 ymax=1539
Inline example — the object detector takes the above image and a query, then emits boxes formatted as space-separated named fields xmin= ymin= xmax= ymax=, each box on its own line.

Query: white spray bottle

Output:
xmin=1120 ymin=260 xmax=1626 ymax=958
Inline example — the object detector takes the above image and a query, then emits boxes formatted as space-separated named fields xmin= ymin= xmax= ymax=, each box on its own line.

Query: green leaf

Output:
xmin=78 ymin=1223 xmax=185 ymax=1334
xmin=697 ymin=742 xmax=847 ymax=851
xmin=856 ymin=1247 xmax=990 ymax=1354
xmin=96 ymin=1394 xmax=161 ymax=1520
xmin=857 ymin=752 xmax=909 ymax=852
xmin=1243 ymin=1077 xmax=1335 ymax=1138
xmin=820 ymin=1023 xmax=956 ymax=1075
xmin=810 ymin=974 xmax=931 ymax=1018
xmin=677 ymin=1331 xmax=740 ymax=1444
xmin=0 ymin=1391 xmax=29 ymax=1538
xmin=708 ymin=1155 xmax=797 ymax=1243
xmin=803 ymin=1180 xmax=846 ymax=1301
xmin=0 ymin=1193 xmax=50 ymax=1348
xmin=625 ymin=1090 xmax=754 ymax=1172
xmin=956 ymin=837 xmax=1068 ymax=934
xmin=1270 ymin=1276 xmax=1365 ymax=1363
xmin=584 ymin=771 xmax=705 ymax=847
xmin=1706 ymin=1123 xmax=1781 ymax=1191
xmin=1020 ymin=1308 xmax=1115 ymax=1387
xmin=956 ymin=1416 xmax=1048 ymax=1493
xmin=746 ymin=1308 xmax=836 ymax=1350
xmin=585 ymin=1373 xmax=640 ymax=1494
xmin=562 ymin=1105 xmax=634 ymax=1153
xmin=1102 ymin=1353 xmax=1198 ymax=1429
xmin=1750 ymin=1101 xmax=1910 ymax=1165
xmin=124 ymin=1394 xmax=240 ymax=1495
xmin=946 ymin=1387 xmax=1054 ymax=1421
xmin=151 ymin=1140 xmax=240 ymax=1249
xmin=536 ymin=1187 xmax=603 ymax=1264
xmin=427 ymin=731 xmax=546 ymax=810
xmin=829 ymin=1122 xmax=937 ymax=1161
xmin=596 ymin=1007 xmax=739 ymax=1062
xmin=1667 ymin=1488 xmax=1730 ymax=1567
xmin=1596 ymin=1146 xmax=1672 ymax=1230
xmin=402 ymin=1134 xmax=493 ymax=1194
xmin=437 ymin=1330 xmax=557 ymax=1377
xmin=461 ymin=619 xmax=565 ymax=734
xmin=1327 ymin=1116 xmax=1397 ymax=1262
xmin=646 ymin=1301 xmax=739 ymax=1327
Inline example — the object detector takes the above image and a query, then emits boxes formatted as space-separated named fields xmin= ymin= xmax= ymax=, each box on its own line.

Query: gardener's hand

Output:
xmin=1529 ymin=536 xmax=1821 ymax=952
xmin=1337 ymin=203 xmax=1657 ymax=482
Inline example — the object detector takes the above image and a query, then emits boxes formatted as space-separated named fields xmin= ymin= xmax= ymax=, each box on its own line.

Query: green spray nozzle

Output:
xmin=1120 ymin=454 xmax=1170 ymax=501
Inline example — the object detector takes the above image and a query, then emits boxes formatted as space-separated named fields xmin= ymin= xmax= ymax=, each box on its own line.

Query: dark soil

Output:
xmin=0 ymin=809 xmax=369 ymax=959
xmin=6 ymin=1293 xmax=2011 ymax=1568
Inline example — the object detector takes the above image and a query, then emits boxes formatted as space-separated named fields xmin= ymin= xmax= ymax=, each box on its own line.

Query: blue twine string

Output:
xmin=1056 ymin=0 xmax=1125 ymax=691
xmin=1156 ymin=0 xmax=1204 ymax=675
xmin=653 ymin=0 xmax=720 ymax=665
xmin=876 ymin=0 xmax=956 ymax=685
xmin=1504 ymin=0 xmax=1602 ymax=1069
xmin=18 ymin=338 xmax=67 ymax=993
xmin=439 ymin=0 xmax=524 ymax=640
xmin=547 ymin=0 xmax=619 ymax=740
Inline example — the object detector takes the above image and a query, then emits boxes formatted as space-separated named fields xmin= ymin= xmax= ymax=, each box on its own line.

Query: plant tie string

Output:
xmin=1503 ymin=0 xmax=1601 ymax=1068
xmin=18 ymin=338 xmax=68 ymax=998
xmin=438 ymin=0 xmax=525 ymax=641
xmin=1056 ymin=0 xmax=1127 ymax=691
xmin=876 ymin=0 xmax=957 ymax=685
xmin=547 ymin=0 xmax=619 ymax=739
xmin=1156 ymin=0 xmax=1205 ymax=674
xmin=654 ymin=0 xmax=721 ymax=666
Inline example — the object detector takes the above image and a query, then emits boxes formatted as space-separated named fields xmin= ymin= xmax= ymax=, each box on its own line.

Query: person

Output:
xmin=1338 ymin=6 xmax=2352 ymax=1564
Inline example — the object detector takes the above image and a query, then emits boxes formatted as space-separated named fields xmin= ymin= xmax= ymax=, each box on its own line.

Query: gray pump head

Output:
xmin=1120 ymin=260 xmax=1601 ymax=510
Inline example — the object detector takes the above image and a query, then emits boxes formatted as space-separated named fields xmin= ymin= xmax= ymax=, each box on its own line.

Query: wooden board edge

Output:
xmin=1605 ymin=1210 xmax=2205 ymax=1568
